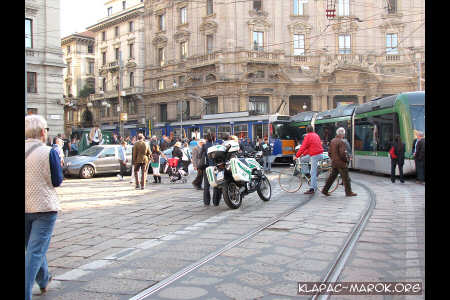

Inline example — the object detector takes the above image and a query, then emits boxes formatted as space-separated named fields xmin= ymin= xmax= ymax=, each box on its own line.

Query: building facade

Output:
xmin=86 ymin=0 xmax=146 ymax=137
xmin=142 ymin=0 xmax=424 ymax=140
xmin=26 ymin=0 xmax=66 ymax=136
xmin=61 ymin=31 xmax=96 ymax=137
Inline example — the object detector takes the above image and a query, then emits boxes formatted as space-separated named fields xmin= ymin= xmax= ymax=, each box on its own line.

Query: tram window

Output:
xmin=315 ymin=124 xmax=335 ymax=148
xmin=217 ymin=125 xmax=232 ymax=140
xmin=410 ymin=105 xmax=425 ymax=134
xmin=354 ymin=119 xmax=375 ymax=151
xmin=355 ymin=113 xmax=397 ymax=152
xmin=371 ymin=113 xmax=397 ymax=152
xmin=203 ymin=126 xmax=216 ymax=138
xmin=234 ymin=124 xmax=248 ymax=139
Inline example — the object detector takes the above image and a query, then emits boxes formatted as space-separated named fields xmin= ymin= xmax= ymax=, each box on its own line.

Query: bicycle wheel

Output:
xmin=317 ymin=168 xmax=340 ymax=193
xmin=278 ymin=167 xmax=303 ymax=193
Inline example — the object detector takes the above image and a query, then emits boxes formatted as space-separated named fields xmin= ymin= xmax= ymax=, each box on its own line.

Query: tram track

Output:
xmin=311 ymin=180 xmax=376 ymax=300
xmin=129 ymin=179 xmax=376 ymax=300
xmin=129 ymin=193 xmax=315 ymax=300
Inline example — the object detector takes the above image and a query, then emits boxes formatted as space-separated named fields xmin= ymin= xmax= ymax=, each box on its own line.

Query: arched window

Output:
xmin=129 ymin=72 xmax=134 ymax=87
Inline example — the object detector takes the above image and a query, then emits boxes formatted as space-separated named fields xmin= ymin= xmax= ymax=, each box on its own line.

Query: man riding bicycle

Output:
xmin=294 ymin=125 xmax=324 ymax=194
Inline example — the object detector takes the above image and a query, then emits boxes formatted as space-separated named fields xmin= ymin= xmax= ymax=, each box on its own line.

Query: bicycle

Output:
xmin=278 ymin=155 xmax=342 ymax=193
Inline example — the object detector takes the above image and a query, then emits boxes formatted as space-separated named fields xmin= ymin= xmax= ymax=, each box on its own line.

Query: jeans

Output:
xmin=263 ymin=156 xmax=271 ymax=171
xmin=25 ymin=211 xmax=57 ymax=300
xmin=300 ymin=153 xmax=323 ymax=191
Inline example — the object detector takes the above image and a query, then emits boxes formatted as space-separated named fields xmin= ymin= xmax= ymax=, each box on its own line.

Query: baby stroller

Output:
xmin=165 ymin=157 xmax=188 ymax=183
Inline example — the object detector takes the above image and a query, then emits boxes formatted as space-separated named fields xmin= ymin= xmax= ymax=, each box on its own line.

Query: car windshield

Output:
xmin=79 ymin=146 xmax=103 ymax=157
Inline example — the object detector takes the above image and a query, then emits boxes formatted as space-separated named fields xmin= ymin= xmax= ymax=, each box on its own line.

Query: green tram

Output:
xmin=289 ymin=91 xmax=425 ymax=175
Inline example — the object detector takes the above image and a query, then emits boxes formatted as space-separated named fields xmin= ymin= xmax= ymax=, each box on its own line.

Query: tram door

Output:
xmin=253 ymin=123 xmax=269 ymax=142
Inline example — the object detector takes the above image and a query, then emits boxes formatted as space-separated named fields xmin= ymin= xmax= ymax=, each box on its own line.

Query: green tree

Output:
xmin=79 ymin=84 xmax=95 ymax=98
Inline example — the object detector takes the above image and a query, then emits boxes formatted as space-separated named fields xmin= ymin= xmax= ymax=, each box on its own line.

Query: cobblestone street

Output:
xmin=32 ymin=168 xmax=425 ymax=300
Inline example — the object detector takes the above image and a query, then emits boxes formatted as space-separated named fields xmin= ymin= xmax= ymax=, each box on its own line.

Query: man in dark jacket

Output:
xmin=132 ymin=133 xmax=151 ymax=190
xmin=321 ymin=127 xmax=357 ymax=197
xmin=413 ymin=131 xmax=425 ymax=184
xmin=191 ymin=139 xmax=205 ymax=190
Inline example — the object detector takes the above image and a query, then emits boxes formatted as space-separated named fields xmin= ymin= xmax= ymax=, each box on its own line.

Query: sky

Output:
xmin=60 ymin=0 xmax=105 ymax=38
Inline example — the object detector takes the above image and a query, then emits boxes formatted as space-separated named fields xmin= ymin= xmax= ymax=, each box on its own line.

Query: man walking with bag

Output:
xmin=321 ymin=127 xmax=357 ymax=197
xmin=25 ymin=115 xmax=63 ymax=300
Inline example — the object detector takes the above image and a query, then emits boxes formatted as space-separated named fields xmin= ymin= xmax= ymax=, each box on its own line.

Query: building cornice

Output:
xmin=86 ymin=6 xmax=144 ymax=32
xmin=61 ymin=35 xmax=95 ymax=46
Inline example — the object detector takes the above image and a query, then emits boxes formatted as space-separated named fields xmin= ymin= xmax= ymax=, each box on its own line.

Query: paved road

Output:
xmin=32 ymin=168 xmax=425 ymax=300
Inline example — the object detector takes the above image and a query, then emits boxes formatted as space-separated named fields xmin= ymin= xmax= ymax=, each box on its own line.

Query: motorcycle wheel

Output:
xmin=223 ymin=182 xmax=242 ymax=209
xmin=257 ymin=176 xmax=271 ymax=201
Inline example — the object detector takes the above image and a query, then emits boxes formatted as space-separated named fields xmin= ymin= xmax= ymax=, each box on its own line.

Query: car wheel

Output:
xmin=80 ymin=165 xmax=94 ymax=179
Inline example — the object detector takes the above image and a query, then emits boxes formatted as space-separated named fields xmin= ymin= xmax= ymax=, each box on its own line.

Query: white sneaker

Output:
xmin=117 ymin=174 xmax=122 ymax=180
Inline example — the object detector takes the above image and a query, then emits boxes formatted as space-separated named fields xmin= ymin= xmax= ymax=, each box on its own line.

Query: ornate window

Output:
xmin=180 ymin=41 xmax=188 ymax=59
xmin=387 ymin=0 xmax=397 ymax=14
xmin=293 ymin=0 xmax=304 ymax=16
xmin=129 ymin=43 xmax=134 ymax=59
xmin=338 ymin=34 xmax=351 ymax=54
xmin=102 ymin=31 xmax=106 ymax=41
xmin=158 ymin=48 xmax=165 ymax=66
xmin=88 ymin=44 xmax=93 ymax=53
xmin=253 ymin=0 xmax=262 ymax=11
xmin=293 ymin=34 xmax=305 ymax=55
xmin=122 ymin=1 xmax=126 ymax=10
xmin=102 ymin=52 xmax=106 ymax=65
xmin=27 ymin=72 xmax=37 ymax=93
xmin=115 ymin=26 xmax=119 ymax=37
xmin=157 ymin=79 xmax=165 ymax=90
xmin=180 ymin=7 xmax=187 ymax=25
xmin=129 ymin=21 xmax=134 ymax=32
xmin=253 ymin=31 xmax=264 ymax=51
xmin=207 ymin=0 xmax=213 ymax=15
xmin=115 ymin=47 xmax=120 ymax=61
xmin=25 ymin=18 xmax=33 ymax=48
xmin=107 ymin=7 xmax=112 ymax=16
xmin=338 ymin=0 xmax=349 ymax=16
xmin=158 ymin=14 xmax=166 ymax=31
xmin=206 ymin=34 xmax=214 ymax=54
xmin=386 ymin=33 xmax=398 ymax=54
xmin=129 ymin=72 xmax=134 ymax=87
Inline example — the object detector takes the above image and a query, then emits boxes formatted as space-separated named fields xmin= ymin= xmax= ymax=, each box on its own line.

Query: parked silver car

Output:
xmin=63 ymin=145 xmax=132 ymax=179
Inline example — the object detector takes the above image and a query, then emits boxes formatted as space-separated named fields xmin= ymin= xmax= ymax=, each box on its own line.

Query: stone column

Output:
xmin=357 ymin=95 xmax=364 ymax=104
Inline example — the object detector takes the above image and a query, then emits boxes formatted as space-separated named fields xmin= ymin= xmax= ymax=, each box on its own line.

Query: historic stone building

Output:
xmin=86 ymin=0 xmax=146 ymax=136
xmin=61 ymin=31 xmax=96 ymax=137
xmin=142 ymin=0 xmax=424 ymax=139
xmin=26 ymin=0 xmax=66 ymax=136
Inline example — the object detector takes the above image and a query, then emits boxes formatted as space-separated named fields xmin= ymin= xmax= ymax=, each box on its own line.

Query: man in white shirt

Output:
xmin=89 ymin=124 xmax=102 ymax=147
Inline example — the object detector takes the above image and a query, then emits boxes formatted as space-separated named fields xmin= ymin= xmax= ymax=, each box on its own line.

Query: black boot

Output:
xmin=158 ymin=176 xmax=161 ymax=183
xmin=153 ymin=176 xmax=158 ymax=183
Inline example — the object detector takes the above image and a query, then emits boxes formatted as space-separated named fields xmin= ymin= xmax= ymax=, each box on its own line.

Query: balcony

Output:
xmin=385 ymin=55 xmax=401 ymax=62
xmin=246 ymin=50 xmax=280 ymax=64
xmin=187 ymin=52 xmax=218 ymax=68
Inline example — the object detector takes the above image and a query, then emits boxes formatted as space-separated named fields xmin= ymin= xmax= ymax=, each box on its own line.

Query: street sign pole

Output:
xmin=119 ymin=51 xmax=123 ymax=137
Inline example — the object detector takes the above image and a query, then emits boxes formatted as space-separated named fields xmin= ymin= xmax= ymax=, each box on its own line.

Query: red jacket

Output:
xmin=296 ymin=132 xmax=324 ymax=157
